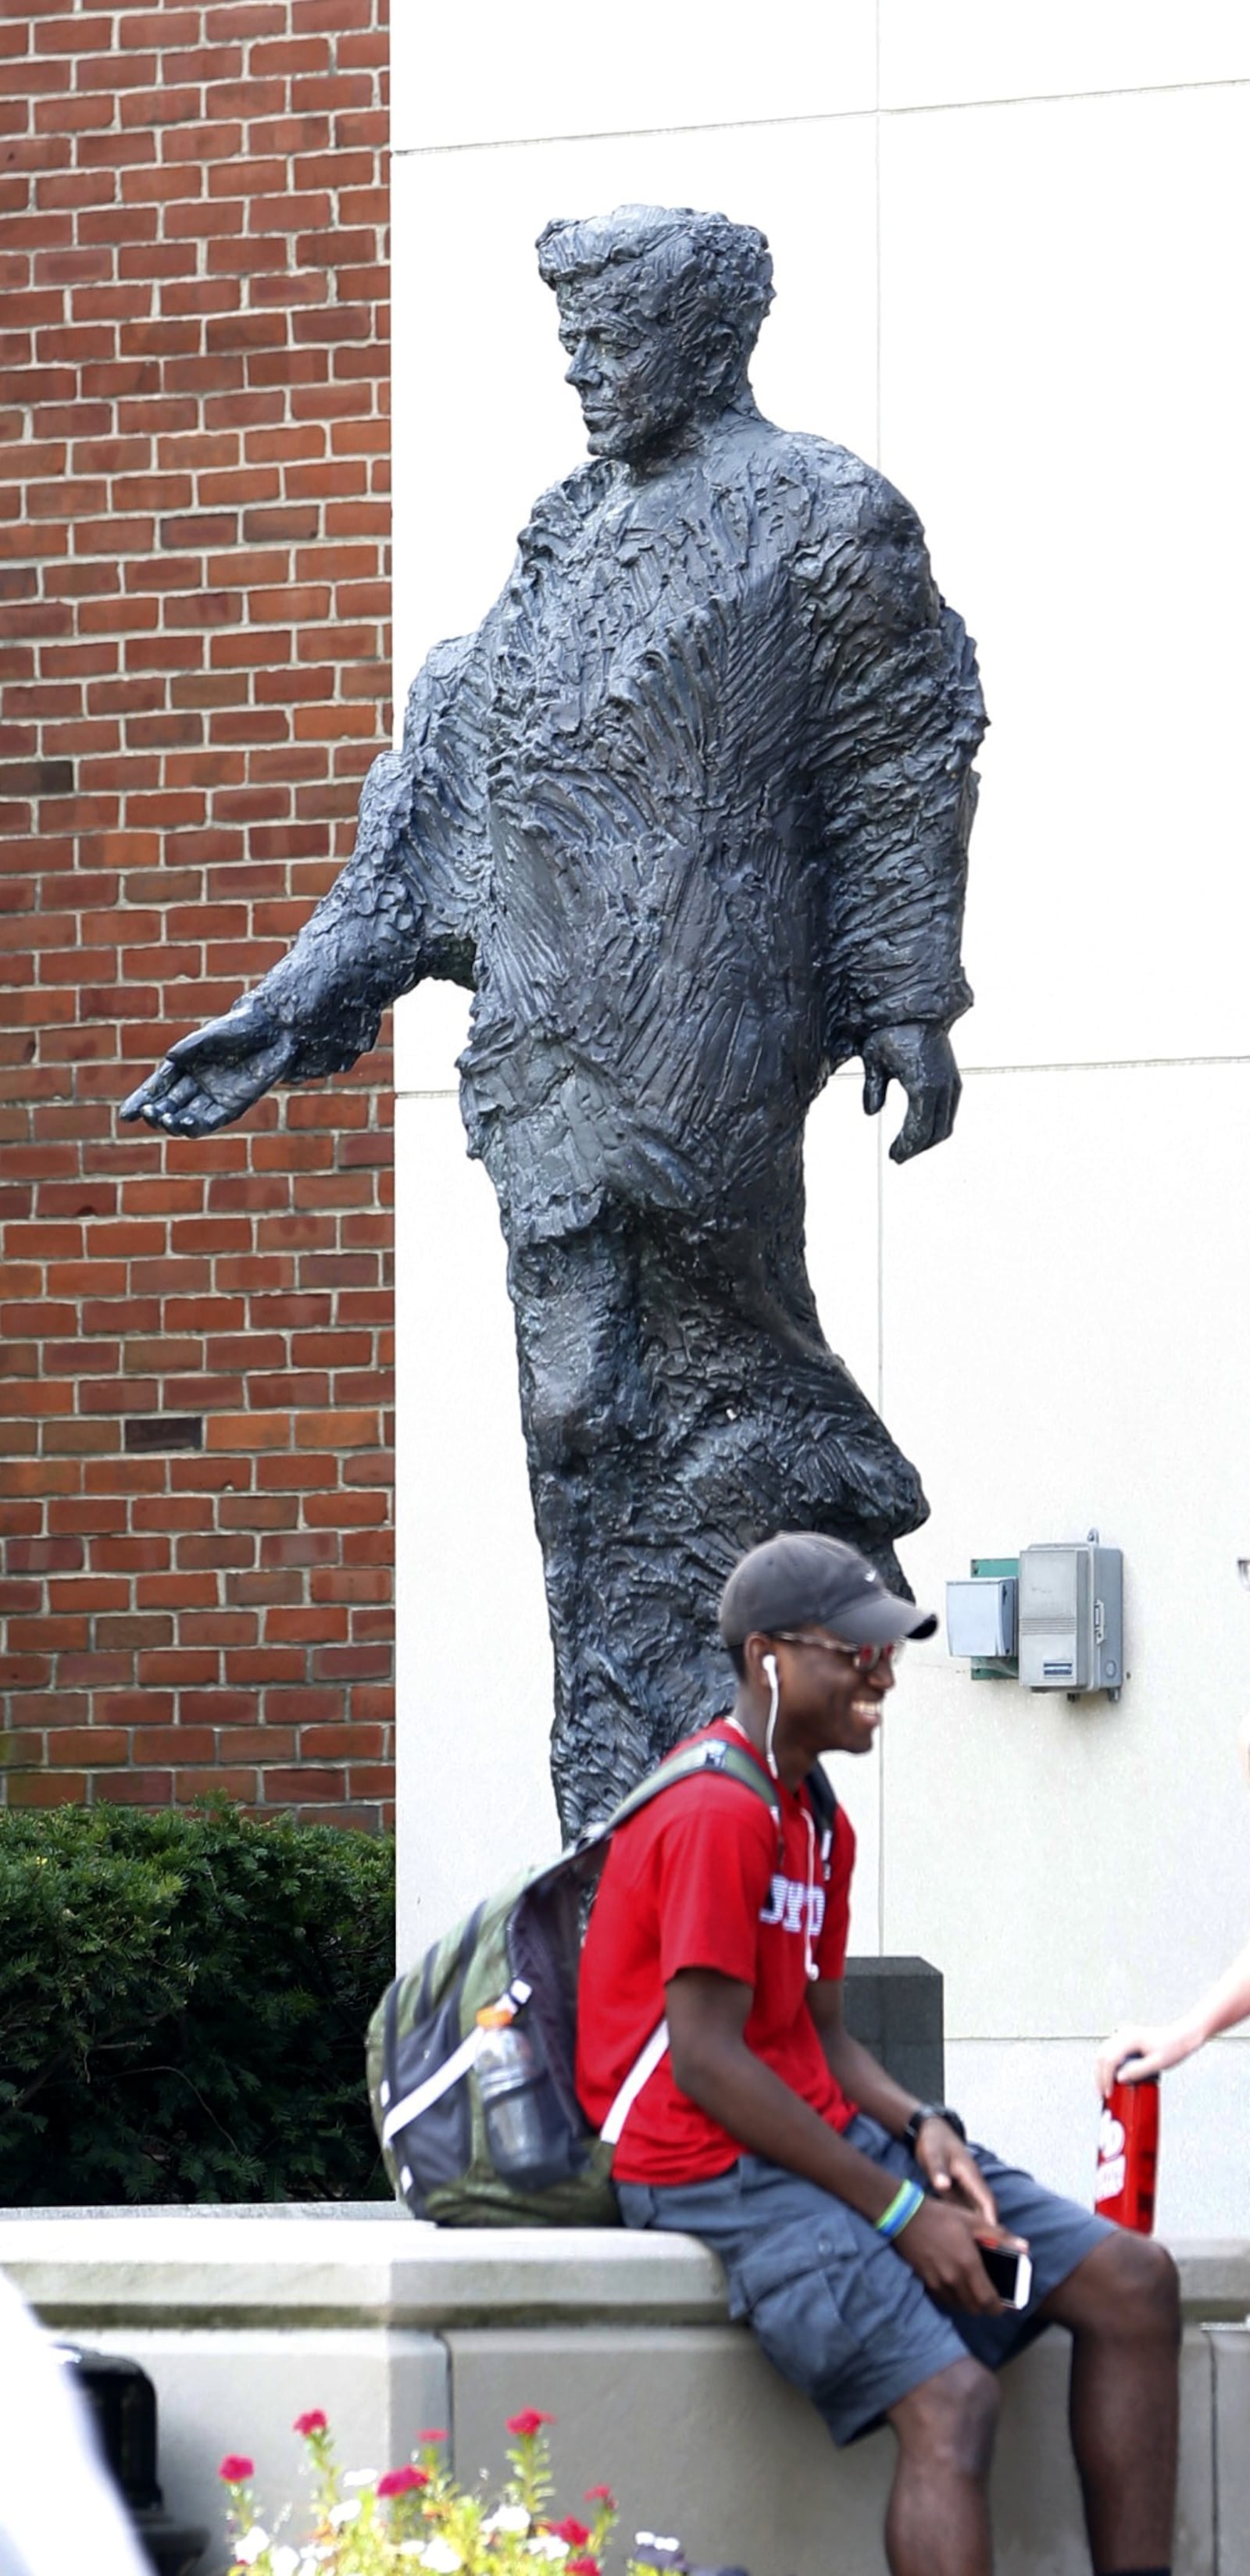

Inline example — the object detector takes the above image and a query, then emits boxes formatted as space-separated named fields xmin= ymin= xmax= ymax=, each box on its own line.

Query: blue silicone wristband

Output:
xmin=875 ymin=2179 xmax=925 ymax=2242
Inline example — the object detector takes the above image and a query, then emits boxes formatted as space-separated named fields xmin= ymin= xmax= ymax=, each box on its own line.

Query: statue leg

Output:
xmin=507 ymin=1220 xmax=658 ymax=1833
xmin=506 ymin=1198 xmax=928 ymax=1839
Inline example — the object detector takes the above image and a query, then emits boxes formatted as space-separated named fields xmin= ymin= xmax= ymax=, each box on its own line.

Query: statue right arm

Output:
xmin=122 ymin=629 xmax=493 ymax=1135
xmin=794 ymin=462 xmax=987 ymax=1165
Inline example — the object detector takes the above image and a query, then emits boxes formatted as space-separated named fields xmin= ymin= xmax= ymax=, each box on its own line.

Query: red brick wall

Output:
xmin=0 ymin=0 xmax=395 ymax=1828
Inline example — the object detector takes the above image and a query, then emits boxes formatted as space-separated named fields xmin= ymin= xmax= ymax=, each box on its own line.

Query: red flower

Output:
xmin=548 ymin=2520 xmax=591 ymax=2548
xmin=293 ymin=2411 xmax=327 ymax=2439
xmin=378 ymin=2466 xmax=429 ymax=2498
xmin=217 ymin=2456 xmax=254 ymax=2484
xmin=566 ymin=2559 xmax=602 ymax=2574
xmin=505 ymin=2410 xmax=555 ymax=2440
xmin=584 ymin=2488 xmax=615 ymax=2506
xmin=416 ymin=2430 xmax=448 ymax=2445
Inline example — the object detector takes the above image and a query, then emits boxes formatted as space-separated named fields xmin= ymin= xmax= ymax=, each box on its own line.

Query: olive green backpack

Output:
xmin=366 ymin=1736 xmax=786 ymax=2226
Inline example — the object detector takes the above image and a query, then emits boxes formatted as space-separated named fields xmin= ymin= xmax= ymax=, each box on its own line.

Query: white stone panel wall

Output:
xmin=880 ymin=1061 xmax=1250 ymax=2029
xmin=391 ymin=12 xmax=1250 ymax=2225
xmin=391 ymin=0 xmax=877 ymax=153
xmin=878 ymin=80 xmax=1250 ymax=1069
xmin=878 ymin=2 xmax=1248 ymax=109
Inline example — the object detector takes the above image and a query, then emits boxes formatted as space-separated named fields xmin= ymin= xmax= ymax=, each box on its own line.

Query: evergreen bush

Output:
xmin=0 ymin=1803 xmax=395 ymax=2205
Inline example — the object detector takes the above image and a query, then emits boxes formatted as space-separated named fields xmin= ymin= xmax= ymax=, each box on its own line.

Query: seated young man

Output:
xmin=577 ymin=1532 xmax=1180 ymax=2576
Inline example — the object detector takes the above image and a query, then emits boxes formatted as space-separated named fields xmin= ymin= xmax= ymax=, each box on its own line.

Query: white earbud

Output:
xmin=762 ymin=1652 xmax=780 ymax=1779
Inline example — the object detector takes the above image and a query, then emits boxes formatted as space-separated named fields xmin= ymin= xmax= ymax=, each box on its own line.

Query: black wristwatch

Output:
xmin=903 ymin=2102 xmax=966 ymax=2153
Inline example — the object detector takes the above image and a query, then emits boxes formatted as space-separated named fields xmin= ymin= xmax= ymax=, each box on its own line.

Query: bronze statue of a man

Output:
xmin=125 ymin=206 xmax=985 ymax=1833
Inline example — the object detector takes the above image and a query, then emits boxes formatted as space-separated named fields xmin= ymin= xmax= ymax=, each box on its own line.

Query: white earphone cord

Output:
xmin=763 ymin=1654 xmax=780 ymax=1779
xmin=762 ymin=1654 xmax=820 ymax=1982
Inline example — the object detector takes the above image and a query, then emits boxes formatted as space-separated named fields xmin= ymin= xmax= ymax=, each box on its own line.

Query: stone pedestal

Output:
xmin=844 ymin=1957 xmax=944 ymax=2101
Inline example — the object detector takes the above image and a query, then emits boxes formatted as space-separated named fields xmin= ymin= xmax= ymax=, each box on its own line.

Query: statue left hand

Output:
xmin=861 ymin=1024 xmax=962 ymax=1164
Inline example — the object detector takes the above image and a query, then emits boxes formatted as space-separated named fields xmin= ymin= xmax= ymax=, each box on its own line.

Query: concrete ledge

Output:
xmin=0 ymin=2214 xmax=727 ymax=2329
xmin=0 ymin=2209 xmax=1244 ymax=2325
xmin=2 ymin=2216 xmax=1247 ymax=2574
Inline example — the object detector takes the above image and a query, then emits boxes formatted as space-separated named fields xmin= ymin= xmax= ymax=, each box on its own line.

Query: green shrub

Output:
xmin=0 ymin=1803 xmax=395 ymax=2205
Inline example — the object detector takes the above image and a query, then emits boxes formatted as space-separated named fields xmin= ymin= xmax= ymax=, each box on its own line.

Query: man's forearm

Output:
xmin=668 ymin=2028 xmax=906 ymax=2225
xmin=820 ymin=2028 xmax=920 ymax=2139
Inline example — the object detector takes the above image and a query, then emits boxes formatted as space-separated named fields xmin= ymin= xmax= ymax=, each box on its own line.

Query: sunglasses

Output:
xmin=770 ymin=1629 xmax=905 ymax=1675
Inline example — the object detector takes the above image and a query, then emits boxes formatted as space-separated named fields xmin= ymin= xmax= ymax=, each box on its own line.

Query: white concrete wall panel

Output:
xmin=448 ymin=2324 xmax=892 ymax=2576
xmin=394 ymin=1094 xmax=559 ymax=1960
xmin=878 ymin=1061 xmax=1250 ymax=2048
xmin=392 ymin=980 xmax=470 ymax=1101
xmin=805 ymin=1076 xmax=887 ymax=1932
xmin=391 ymin=0 xmax=876 ymax=155
xmin=878 ymin=81 xmax=1250 ymax=1069
xmin=447 ymin=2321 xmax=1215 ymax=2576
xmin=1210 ymin=2324 xmax=1250 ymax=2576
xmin=880 ymin=2 xmax=1250 ymax=112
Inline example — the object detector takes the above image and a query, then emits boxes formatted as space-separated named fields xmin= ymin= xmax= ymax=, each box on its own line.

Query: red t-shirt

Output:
xmin=576 ymin=1719 xmax=859 ymax=2183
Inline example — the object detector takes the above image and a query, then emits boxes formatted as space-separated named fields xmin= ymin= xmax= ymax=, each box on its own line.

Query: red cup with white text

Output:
xmin=1095 ymin=2074 xmax=1159 ymax=2232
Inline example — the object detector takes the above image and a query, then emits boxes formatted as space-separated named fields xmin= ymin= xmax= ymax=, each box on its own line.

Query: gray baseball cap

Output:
xmin=719 ymin=1532 xmax=938 ymax=1650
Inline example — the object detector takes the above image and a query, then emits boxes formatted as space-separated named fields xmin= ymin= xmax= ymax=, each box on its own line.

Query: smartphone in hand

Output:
xmin=977 ymin=2239 xmax=1033 ymax=2310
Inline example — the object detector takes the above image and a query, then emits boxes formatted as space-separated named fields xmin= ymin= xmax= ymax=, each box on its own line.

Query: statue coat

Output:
xmin=233 ymin=416 xmax=986 ymax=1825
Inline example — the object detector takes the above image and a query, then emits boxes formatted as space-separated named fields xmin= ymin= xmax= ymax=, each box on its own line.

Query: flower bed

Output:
xmin=220 ymin=2412 xmax=681 ymax=2576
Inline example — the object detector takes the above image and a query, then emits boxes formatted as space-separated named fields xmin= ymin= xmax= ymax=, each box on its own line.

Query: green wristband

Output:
xmin=875 ymin=2179 xmax=925 ymax=2242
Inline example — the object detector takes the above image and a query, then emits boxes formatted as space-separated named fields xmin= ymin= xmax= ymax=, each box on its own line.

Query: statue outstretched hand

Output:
xmin=121 ymin=997 xmax=297 ymax=1136
xmin=862 ymin=1023 xmax=962 ymax=1164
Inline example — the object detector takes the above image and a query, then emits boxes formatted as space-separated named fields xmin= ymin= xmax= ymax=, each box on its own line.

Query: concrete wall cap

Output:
xmin=0 ymin=2216 xmax=729 ymax=2328
xmin=0 ymin=2215 xmax=1247 ymax=2329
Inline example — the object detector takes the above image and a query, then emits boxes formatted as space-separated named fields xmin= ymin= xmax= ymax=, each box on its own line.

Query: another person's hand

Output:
xmin=862 ymin=1023 xmax=961 ymax=1163
xmin=897 ymin=2199 xmax=1026 ymax=2317
xmin=121 ymin=997 xmax=296 ymax=1136
xmin=1095 ymin=2021 xmax=1199 ymax=2095
xmin=912 ymin=2118 xmax=998 ymax=2229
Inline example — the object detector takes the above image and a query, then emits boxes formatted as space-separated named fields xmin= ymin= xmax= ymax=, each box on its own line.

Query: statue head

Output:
xmin=536 ymin=204 xmax=773 ymax=464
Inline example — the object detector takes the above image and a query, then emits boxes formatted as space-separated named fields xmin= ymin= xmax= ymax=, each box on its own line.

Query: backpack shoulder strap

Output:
xmin=804 ymin=1761 xmax=838 ymax=1837
xmin=528 ymin=1734 xmax=781 ymax=1906
xmin=803 ymin=1760 xmax=838 ymax=1878
xmin=587 ymin=1734 xmax=779 ymax=1850
xmin=594 ymin=1739 xmax=777 ymax=2150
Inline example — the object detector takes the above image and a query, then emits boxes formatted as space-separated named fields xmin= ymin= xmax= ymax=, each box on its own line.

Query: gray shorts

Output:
xmin=616 ymin=2114 xmax=1112 ymax=2446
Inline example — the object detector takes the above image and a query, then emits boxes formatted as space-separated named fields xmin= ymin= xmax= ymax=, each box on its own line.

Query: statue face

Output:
xmin=556 ymin=272 xmax=705 ymax=462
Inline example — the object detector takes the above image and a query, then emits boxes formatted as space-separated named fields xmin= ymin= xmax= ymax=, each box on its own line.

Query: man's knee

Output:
xmin=1066 ymin=2228 xmax=1181 ymax=2345
xmin=891 ymin=2357 xmax=1000 ymax=2481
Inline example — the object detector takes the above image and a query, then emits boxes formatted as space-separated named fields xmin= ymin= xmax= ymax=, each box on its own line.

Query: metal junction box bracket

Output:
xmin=947 ymin=1535 xmax=1124 ymax=1700
xmin=1017 ymin=1537 xmax=1123 ymax=1699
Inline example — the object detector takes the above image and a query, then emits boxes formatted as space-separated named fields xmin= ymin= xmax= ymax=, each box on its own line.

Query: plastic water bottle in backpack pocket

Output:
xmin=473 ymin=2002 xmax=573 ymax=2188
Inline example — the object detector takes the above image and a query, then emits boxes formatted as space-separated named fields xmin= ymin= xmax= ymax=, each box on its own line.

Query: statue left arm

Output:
xmin=234 ymin=626 xmax=491 ymax=1079
xmin=800 ymin=477 xmax=988 ymax=1161
xmin=122 ymin=628 xmax=491 ymax=1135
